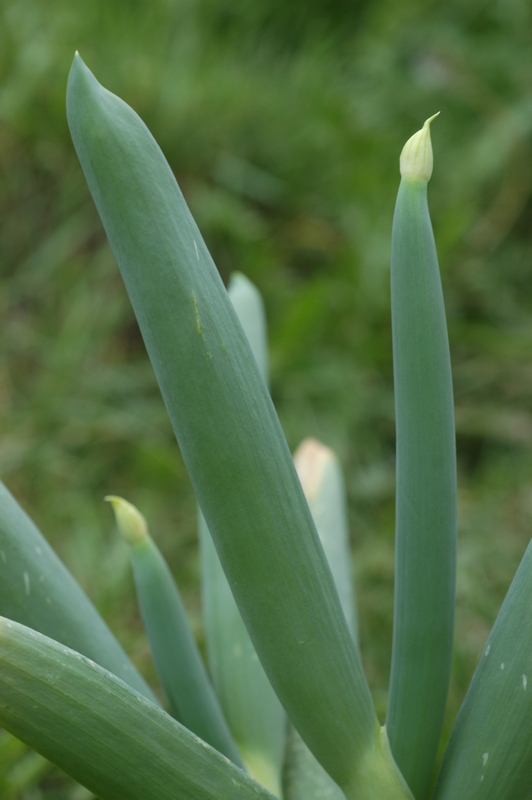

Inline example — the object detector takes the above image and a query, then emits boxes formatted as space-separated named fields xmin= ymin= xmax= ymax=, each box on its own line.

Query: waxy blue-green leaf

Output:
xmin=107 ymin=496 xmax=242 ymax=766
xmin=284 ymin=437 xmax=357 ymax=800
xmin=67 ymin=54 xmax=411 ymax=799
xmin=294 ymin=438 xmax=357 ymax=643
xmin=227 ymin=272 xmax=269 ymax=386
xmin=200 ymin=511 xmax=284 ymax=794
xmin=283 ymin=727 xmax=345 ymax=800
xmin=387 ymin=117 xmax=457 ymax=800
xmin=0 ymin=481 xmax=155 ymax=702
xmin=200 ymin=271 xmax=285 ymax=794
xmin=433 ymin=539 xmax=532 ymax=800
xmin=0 ymin=617 xmax=274 ymax=800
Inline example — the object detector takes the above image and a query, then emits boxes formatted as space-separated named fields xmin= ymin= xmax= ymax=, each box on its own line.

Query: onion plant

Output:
xmin=0 ymin=53 xmax=531 ymax=800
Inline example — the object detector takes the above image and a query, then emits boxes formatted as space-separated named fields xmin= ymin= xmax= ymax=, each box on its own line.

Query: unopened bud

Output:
xmin=400 ymin=113 xmax=439 ymax=182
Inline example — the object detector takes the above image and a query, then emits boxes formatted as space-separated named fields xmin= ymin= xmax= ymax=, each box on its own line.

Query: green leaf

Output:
xmin=0 ymin=481 xmax=156 ymax=702
xmin=0 ymin=617 xmax=275 ymax=800
xmin=200 ymin=271 xmax=285 ymax=795
xmin=386 ymin=118 xmax=457 ymax=800
xmin=433 ymin=539 xmax=532 ymax=800
xmin=107 ymin=496 xmax=243 ymax=766
xmin=200 ymin=511 xmax=285 ymax=795
xmin=293 ymin=438 xmax=358 ymax=643
xmin=67 ymin=53 xmax=403 ymax=798
xmin=227 ymin=272 xmax=269 ymax=386
xmin=283 ymin=438 xmax=358 ymax=800
xmin=283 ymin=727 xmax=345 ymax=800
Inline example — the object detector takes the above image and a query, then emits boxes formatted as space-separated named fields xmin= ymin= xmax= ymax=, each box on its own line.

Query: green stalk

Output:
xmin=0 ymin=618 xmax=275 ymax=800
xmin=107 ymin=496 xmax=243 ymax=767
xmin=0 ymin=481 xmax=156 ymax=702
xmin=386 ymin=116 xmax=457 ymax=800
xmin=67 ymin=55 xmax=411 ymax=799
xmin=433 ymin=539 xmax=532 ymax=800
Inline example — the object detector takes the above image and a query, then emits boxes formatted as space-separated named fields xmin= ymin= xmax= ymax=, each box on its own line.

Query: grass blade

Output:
xmin=0 ymin=481 xmax=156 ymax=702
xmin=386 ymin=117 xmax=457 ymax=799
xmin=0 ymin=617 xmax=275 ymax=800
xmin=66 ymin=53 xmax=410 ymax=798
xmin=107 ymin=496 xmax=243 ymax=766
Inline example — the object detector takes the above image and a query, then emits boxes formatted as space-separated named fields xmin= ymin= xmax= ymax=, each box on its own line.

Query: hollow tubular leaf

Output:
xmin=0 ymin=481 xmax=155 ymax=702
xmin=200 ymin=513 xmax=284 ymax=794
xmin=387 ymin=118 xmax=457 ymax=800
xmin=0 ymin=618 xmax=274 ymax=800
xmin=285 ymin=437 xmax=358 ymax=800
xmin=66 ymin=54 xmax=410 ymax=798
xmin=283 ymin=727 xmax=346 ymax=800
xmin=200 ymin=272 xmax=285 ymax=794
xmin=294 ymin=438 xmax=358 ymax=643
xmin=227 ymin=272 xmax=269 ymax=386
xmin=433 ymin=539 xmax=532 ymax=800
xmin=107 ymin=497 xmax=242 ymax=766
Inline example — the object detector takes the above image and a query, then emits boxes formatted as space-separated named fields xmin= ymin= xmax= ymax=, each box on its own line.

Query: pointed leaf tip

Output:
xmin=399 ymin=113 xmax=440 ymax=183
xmin=105 ymin=496 xmax=148 ymax=545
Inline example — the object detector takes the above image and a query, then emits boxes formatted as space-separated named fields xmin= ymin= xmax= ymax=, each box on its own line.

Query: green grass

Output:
xmin=1 ymin=0 xmax=532 ymax=794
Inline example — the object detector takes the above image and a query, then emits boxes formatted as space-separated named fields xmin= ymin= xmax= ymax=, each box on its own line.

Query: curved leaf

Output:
xmin=0 ymin=617 xmax=274 ymax=800
xmin=108 ymin=496 xmax=242 ymax=766
xmin=66 ymin=53 xmax=405 ymax=798
xmin=200 ymin=272 xmax=284 ymax=793
xmin=433 ymin=539 xmax=532 ymax=800
xmin=0 ymin=481 xmax=155 ymax=702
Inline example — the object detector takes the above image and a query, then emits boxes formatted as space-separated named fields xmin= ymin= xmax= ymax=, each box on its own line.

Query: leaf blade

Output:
xmin=200 ymin=271 xmax=284 ymax=793
xmin=387 ymin=126 xmax=457 ymax=799
xmin=433 ymin=539 xmax=532 ymax=800
xmin=0 ymin=618 xmax=274 ymax=800
xmin=66 ymin=53 xmax=384 ymax=795
xmin=0 ymin=481 xmax=156 ymax=702
xmin=200 ymin=510 xmax=285 ymax=794
xmin=108 ymin=496 xmax=242 ymax=766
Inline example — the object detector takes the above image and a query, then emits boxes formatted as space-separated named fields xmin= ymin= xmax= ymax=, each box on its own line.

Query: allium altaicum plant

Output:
xmin=0 ymin=53 xmax=531 ymax=800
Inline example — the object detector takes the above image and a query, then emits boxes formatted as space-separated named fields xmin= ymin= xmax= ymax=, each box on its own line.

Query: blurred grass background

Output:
xmin=1 ymin=0 xmax=532 ymax=795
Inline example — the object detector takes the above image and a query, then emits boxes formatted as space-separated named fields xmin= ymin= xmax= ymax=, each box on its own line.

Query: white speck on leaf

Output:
xmin=194 ymin=239 xmax=199 ymax=260
xmin=485 ymin=644 xmax=490 ymax=656
xmin=500 ymin=663 xmax=505 ymax=670
xmin=480 ymin=775 xmax=484 ymax=782
xmin=523 ymin=675 xmax=527 ymax=690
xmin=482 ymin=753 xmax=489 ymax=767
xmin=23 ymin=572 xmax=30 ymax=595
